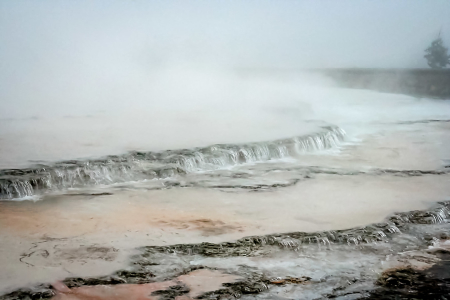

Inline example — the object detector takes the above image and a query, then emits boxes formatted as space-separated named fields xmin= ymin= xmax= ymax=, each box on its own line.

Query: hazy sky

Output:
xmin=2 ymin=0 xmax=449 ymax=69
xmin=1 ymin=1 xmax=450 ymax=118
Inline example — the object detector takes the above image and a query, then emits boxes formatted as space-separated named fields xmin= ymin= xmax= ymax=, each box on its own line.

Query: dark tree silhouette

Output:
xmin=424 ymin=36 xmax=450 ymax=69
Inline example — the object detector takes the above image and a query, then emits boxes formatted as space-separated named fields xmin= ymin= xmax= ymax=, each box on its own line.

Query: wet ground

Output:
xmin=1 ymin=117 xmax=450 ymax=299
xmin=3 ymin=201 xmax=450 ymax=299
xmin=1 ymin=83 xmax=450 ymax=299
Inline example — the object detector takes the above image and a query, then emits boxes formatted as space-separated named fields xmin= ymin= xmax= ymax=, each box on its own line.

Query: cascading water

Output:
xmin=0 ymin=126 xmax=345 ymax=200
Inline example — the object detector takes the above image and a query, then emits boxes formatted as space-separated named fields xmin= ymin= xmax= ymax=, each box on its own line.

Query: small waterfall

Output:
xmin=0 ymin=126 xmax=345 ymax=200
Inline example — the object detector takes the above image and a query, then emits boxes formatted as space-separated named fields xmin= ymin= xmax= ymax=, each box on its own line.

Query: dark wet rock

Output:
xmin=197 ymin=270 xmax=269 ymax=299
xmin=376 ymin=267 xmax=424 ymax=288
xmin=269 ymin=276 xmax=311 ymax=285
xmin=441 ymin=232 xmax=450 ymax=240
xmin=362 ymin=252 xmax=450 ymax=299
xmin=389 ymin=203 xmax=450 ymax=225
xmin=150 ymin=284 xmax=190 ymax=299
xmin=372 ymin=168 xmax=450 ymax=176
xmin=62 ymin=276 xmax=127 ymax=288
xmin=113 ymin=270 xmax=156 ymax=284
xmin=64 ymin=192 xmax=113 ymax=197
xmin=132 ymin=258 xmax=159 ymax=267
xmin=141 ymin=239 xmax=265 ymax=258
xmin=222 ymin=280 xmax=268 ymax=295
xmin=209 ymin=179 xmax=301 ymax=192
xmin=62 ymin=270 xmax=155 ymax=288
xmin=0 ymin=285 xmax=54 ymax=300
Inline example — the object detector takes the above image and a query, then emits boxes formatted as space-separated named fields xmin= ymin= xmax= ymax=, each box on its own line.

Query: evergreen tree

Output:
xmin=424 ymin=36 xmax=450 ymax=69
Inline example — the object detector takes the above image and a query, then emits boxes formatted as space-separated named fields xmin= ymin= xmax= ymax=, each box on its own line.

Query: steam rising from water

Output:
xmin=1 ymin=68 xmax=450 ymax=200
xmin=1 ymin=68 xmax=449 ymax=168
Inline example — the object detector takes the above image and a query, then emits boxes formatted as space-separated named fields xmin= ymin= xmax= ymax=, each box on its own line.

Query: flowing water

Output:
xmin=0 ymin=71 xmax=450 ymax=298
